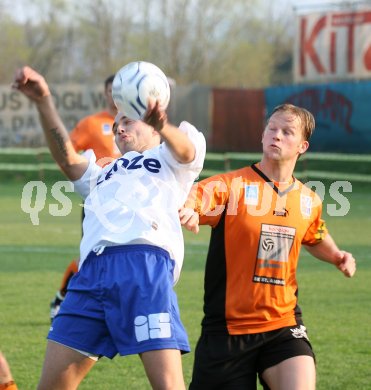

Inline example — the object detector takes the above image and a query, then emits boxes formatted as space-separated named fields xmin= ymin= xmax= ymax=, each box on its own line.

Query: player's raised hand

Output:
xmin=179 ymin=207 xmax=199 ymax=234
xmin=143 ymin=98 xmax=168 ymax=132
xmin=334 ymin=251 xmax=356 ymax=277
xmin=12 ymin=66 xmax=51 ymax=102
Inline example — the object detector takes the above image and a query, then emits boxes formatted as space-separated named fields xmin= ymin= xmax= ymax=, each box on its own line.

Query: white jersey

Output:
xmin=73 ymin=121 xmax=206 ymax=283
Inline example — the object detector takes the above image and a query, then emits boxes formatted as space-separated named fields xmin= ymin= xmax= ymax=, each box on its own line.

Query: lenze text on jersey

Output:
xmin=98 ymin=155 xmax=162 ymax=185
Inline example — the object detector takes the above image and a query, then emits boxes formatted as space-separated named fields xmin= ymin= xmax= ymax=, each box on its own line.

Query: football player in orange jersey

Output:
xmin=50 ymin=74 xmax=120 ymax=321
xmin=180 ymin=104 xmax=356 ymax=390
xmin=0 ymin=352 xmax=18 ymax=390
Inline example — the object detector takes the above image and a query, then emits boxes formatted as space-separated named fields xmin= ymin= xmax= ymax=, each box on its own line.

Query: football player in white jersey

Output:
xmin=13 ymin=65 xmax=206 ymax=390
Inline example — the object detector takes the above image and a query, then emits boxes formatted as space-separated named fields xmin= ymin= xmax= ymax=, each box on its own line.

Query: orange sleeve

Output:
xmin=186 ymin=174 xmax=233 ymax=228
xmin=0 ymin=381 xmax=18 ymax=390
xmin=59 ymin=260 xmax=79 ymax=293
xmin=302 ymin=193 xmax=328 ymax=245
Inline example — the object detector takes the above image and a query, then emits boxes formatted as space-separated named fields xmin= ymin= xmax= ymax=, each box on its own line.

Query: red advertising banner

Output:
xmin=294 ymin=8 xmax=371 ymax=82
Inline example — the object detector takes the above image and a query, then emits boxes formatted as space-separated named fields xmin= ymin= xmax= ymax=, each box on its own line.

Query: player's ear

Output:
xmin=112 ymin=121 xmax=118 ymax=134
xmin=299 ymin=140 xmax=309 ymax=154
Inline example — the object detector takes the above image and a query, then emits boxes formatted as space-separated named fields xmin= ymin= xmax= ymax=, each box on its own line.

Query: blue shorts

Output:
xmin=48 ymin=244 xmax=190 ymax=359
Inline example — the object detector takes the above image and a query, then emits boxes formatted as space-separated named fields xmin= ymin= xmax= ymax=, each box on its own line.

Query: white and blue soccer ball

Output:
xmin=112 ymin=61 xmax=170 ymax=120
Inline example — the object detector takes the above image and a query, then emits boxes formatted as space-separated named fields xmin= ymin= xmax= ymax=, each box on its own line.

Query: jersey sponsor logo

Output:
xmin=102 ymin=123 xmax=112 ymax=134
xmin=97 ymin=155 xmax=162 ymax=185
xmin=244 ymin=184 xmax=259 ymax=205
xmin=134 ymin=313 xmax=171 ymax=342
xmin=290 ymin=325 xmax=309 ymax=340
xmin=261 ymin=224 xmax=295 ymax=237
xmin=253 ymin=275 xmax=285 ymax=285
xmin=257 ymin=224 xmax=295 ymax=261
xmin=258 ymin=260 xmax=282 ymax=269
xmin=261 ymin=237 xmax=275 ymax=251
xmin=254 ymin=224 xmax=296 ymax=285
xmin=300 ymin=195 xmax=313 ymax=217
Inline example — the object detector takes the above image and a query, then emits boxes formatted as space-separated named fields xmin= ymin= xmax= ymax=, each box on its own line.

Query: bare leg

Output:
xmin=261 ymin=355 xmax=316 ymax=390
xmin=37 ymin=341 xmax=96 ymax=390
xmin=140 ymin=349 xmax=186 ymax=390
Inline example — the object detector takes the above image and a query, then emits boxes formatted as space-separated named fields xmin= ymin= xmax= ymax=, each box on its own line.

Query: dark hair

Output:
xmin=269 ymin=104 xmax=315 ymax=142
xmin=104 ymin=74 xmax=115 ymax=89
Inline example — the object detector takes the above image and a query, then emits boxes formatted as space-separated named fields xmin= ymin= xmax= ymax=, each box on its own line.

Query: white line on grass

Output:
xmin=1 ymin=246 xmax=77 ymax=254
xmin=1 ymin=243 xmax=209 ymax=255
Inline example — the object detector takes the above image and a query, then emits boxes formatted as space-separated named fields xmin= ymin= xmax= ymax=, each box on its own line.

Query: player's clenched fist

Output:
xmin=179 ymin=207 xmax=199 ymax=234
xmin=12 ymin=66 xmax=51 ymax=102
xmin=335 ymin=251 xmax=356 ymax=278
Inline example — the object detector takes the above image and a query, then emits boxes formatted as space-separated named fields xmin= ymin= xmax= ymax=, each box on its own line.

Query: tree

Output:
xmin=1 ymin=0 xmax=296 ymax=87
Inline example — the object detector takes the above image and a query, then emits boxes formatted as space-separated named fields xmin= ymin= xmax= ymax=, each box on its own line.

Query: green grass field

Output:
xmin=0 ymin=179 xmax=370 ymax=389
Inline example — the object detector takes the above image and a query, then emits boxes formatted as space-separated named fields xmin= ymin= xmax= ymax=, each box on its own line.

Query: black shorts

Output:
xmin=189 ymin=322 xmax=315 ymax=390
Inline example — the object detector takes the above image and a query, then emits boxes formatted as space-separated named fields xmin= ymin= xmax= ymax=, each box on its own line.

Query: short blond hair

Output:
xmin=269 ymin=104 xmax=315 ymax=142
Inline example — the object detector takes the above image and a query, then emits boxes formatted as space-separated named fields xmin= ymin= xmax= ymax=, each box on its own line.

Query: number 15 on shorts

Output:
xmin=134 ymin=313 xmax=171 ymax=342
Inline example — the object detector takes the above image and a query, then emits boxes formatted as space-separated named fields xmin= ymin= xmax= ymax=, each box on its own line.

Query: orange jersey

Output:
xmin=59 ymin=259 xmax=79 ymax=296
xmin=70 ymin=111 xmax=121 ymax=163
xmin=188 ymin=164 xmax=327 ymax=334
xmin=0 ymin=381 xmax=18 ymax=390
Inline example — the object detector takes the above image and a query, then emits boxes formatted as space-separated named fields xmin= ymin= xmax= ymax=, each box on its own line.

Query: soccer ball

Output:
xmin=112 ymin=61 xmax=171 ymax=120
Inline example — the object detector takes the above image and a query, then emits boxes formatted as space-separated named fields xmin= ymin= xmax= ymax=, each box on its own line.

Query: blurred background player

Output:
xmin=69 ymin=74 xmax=120 ymax=167
xmin=0 ymin=352 xmax=18 ymax=390
xmin=50 ymin=74 xmax=120 ymax=321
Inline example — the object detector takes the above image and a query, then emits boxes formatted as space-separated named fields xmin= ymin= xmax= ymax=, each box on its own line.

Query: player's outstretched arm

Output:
xmin=304 ymin=234 xmax=356 ymax=277
xmin=143 ymin=100 xmax=196 ymax=164
xmin=12 ymin=66 xmax=88 ymax=181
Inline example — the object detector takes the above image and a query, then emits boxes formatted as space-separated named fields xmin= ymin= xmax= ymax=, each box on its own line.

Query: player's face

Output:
xmin=113 ymin=114 xmax=160 ymax=154
xmin=262 ymin=111 xmax=309 ymax=162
